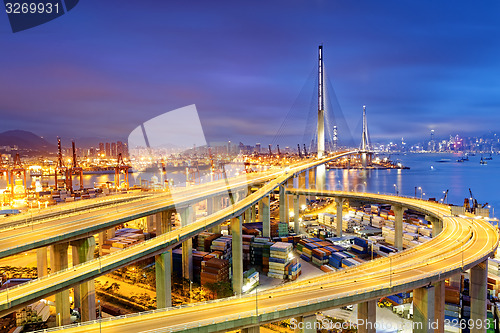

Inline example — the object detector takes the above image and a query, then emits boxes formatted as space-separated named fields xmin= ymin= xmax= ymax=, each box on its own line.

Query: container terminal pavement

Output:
xmin=0 ymin=152 xmax=497 ymax=333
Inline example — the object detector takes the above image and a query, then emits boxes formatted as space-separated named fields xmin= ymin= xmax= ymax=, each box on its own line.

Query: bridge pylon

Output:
xmin=360 ymin=105 xmax=371 ymax=168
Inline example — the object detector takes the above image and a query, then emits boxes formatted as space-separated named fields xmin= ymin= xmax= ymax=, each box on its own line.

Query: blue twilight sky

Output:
xmin=1 ymin=0 xmax=500 ymax=147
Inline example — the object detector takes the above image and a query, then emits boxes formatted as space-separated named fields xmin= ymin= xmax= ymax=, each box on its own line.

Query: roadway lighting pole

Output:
xmin=255 ymin=285 xmax=258 ymax=318
xmin=418 ymin=187 xmax=423 ymax=199
xmin=190 ymin=281 xmax=193 ymax=303
xmin=393 ymin=184 xmax=398 ymax=196
xmin=389 ymin=257 xmax=392 ymax=287
xmin=98 ymin=300 xmax=102 ymax=332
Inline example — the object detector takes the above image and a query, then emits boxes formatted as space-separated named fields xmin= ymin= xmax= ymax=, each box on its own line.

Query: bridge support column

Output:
xmin=279 ymin=185 xmax=287 ymax=224
xmin=293 ymin=195 xmax=300 ymax=233
xmin=71 ymin=237 xmax=96 ymax=322
xmin=245 ymin=208 xmax=251 ymax=224
xmin=258 ymin=200 xmax=263 ymax=221
xmin=242 ymin=327 xmax=260 ymax=333
xmin=431 ymin=216 xmax=442 ymax=237
xmin=309 ymin=168 xmax=315 ymax=189
xmin=262 ymin=195 xmax=270 ymax=238
xmin=392 ymin=205 xmax=404 ymax=251
xmin=181 ymin=206 xmax=194 ymax=281
xmin=155 ymin=251 xmax=172 ymax=308
xmin=357 ymin=300 xmax=377 ymax=333
xmin=211 ymin=196 xmax=222 ymax=233
xmin=231 ymin=216 xmax=243 ymax=295
xmin=154 ymin=210 xmax=173 ymax=308
xmin=433 ymin=281 xmax=445 ymax=333
xmin=335 ymin=198 xmax=344 ymax=237
xmin=303 ymin=314 xmax=317 ymax=333
xmin=50 ymin=242 xmax=71 ymax=326
xmin=146 ymin=215 xmax=155 ymax=233
xmin=316 ymin=165 xmax=326 ymax=191
xmin=470 ymin=260 xmax=488 ymax=333
xmin=305 ymin=170 xmax=310 ymax=189
xmin=36 ymin=247 xmax=48 ymax=278
xmin=251 ymin=204 xmax=257 ymax=222
xmin=413 ymin=285 xmax=435 ymax=333
xmin=298 ymin=173 xmax=306 ymax=207
xmin=98 ymin=227 xmax=115 ymax=256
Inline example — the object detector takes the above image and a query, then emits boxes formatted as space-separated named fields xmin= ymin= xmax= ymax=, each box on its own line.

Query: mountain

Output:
xmin=0 ymin=130 xmax=55 ymax=152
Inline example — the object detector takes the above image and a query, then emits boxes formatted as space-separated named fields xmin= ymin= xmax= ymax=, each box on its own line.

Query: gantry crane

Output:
xmin=115 ymin=153 xmax=130 ymax=190
xmin=10 ymin=153 xmax=26 ymax=198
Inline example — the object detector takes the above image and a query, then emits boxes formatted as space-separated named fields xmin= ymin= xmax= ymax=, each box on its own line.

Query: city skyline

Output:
xmin=1 ymin=1 xmax=500 ymax=145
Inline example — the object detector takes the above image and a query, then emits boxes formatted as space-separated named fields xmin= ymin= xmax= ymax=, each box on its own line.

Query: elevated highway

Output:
xmin=0 ymin=152 xmax=355 ymax=315
xmin=26 ymin=189 xmax=498 ymax=333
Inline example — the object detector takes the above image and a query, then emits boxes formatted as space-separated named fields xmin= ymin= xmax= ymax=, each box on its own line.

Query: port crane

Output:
xmin=54 ymin=137 xmax=69 ymax=190
xmin=68 ymin=141 xmax=84 ymax=192
xmin=268 ymin=144 xmax=272 ymax=156
xmin=114 ymin=153 xmax=129 ymax=190
xmin=441 ymin=189 xmax=448 ymax=204
xmin=0 ymin=156 xmax=8 ymax=182
xmin=303 ymin=144 xmax=308 ymax=157
xmin=9 ymin=153 xmax=26 ymax=198
xmin=297 ymin=144 xmax=302 ymax=158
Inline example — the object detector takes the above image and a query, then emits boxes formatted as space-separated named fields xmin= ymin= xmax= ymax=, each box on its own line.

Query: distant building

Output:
xmin=111 ymin=142 xmax=117 ymax=158
xmin=105 ymin=143 xmax=110 ymax=157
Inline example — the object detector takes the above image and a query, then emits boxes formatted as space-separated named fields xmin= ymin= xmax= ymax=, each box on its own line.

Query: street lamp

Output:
xmin=389 ymin=256 xmax=392 ymax=287
xmin=190 ymin=281 xmax=193 ymax=303
xmin=418 ymin=187 xmax=423 ymax=199
xmin=98 ymin=300 xmax=102 ymax=333
xmin=393 ymin=184 xmax=398 ymax=196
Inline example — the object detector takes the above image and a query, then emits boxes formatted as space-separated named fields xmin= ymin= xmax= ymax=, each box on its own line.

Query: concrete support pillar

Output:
xmin=244 ymin=208 xmax=251 ymax=224
xmin=210 ymin=196 xmax=222 ymax=233
xmin=303 ymin=314 xmax=317 ymax=333
xmin=470 ymin=260 xmax=488 ymax=333
xmin=36 ymin=247 xmax=48 ymax=278
xmin=335 ymin=198 xmax=344 ymax=237
xmin=155 ymin=251 xmax=172 ymax=308
xmin=155 ymin=210 xmax=172 ymax=309
xmin=298 ymin=173 xmax=306 ymax=207
xmin=433 ymin=281 xmax=445 ymax=333
xmin=293 ymin=195 xmax=300 ymax=233
xmin=305 ymin=170 xmax=310 ymax=189
xmin=50 ymin=243 xmax=70 ymax=326
xmin=279 ymin=185 xmax=287 ymax=223
xmin=309 ymin=168 xmax=315 ymax=189
xmin=242 ymin=327 xmax=260 ymax=333
xmin=181 ymin=207 xmax=194 ymax=281
xmin=262 ymin=195 xmax=270 ymax=238
xmin=146 ymin=215 xmax=155 ymax=233
xmin=258 ymin=200 xmax=263 ymax=222
xmin=429 ymin=216 xmax=442 ymax=237
xmin=71 ymin=237 xmax=96 ymax=322
xmin=231 ymin=216 xmax=243 ymax=295
xmin=316 ymin=164 xmax=326 ymax=191
xmin=251 ymin=205 xmax=257 ymax=222
xmin=206 ymin=197 xmax=214 ymax=216
xmin=358 ymin=300 xmax=377 ymax=333
xmin=413 ymin=285 xmax=435 ymax=333
xmin=448 ymin=274 xmax=461 ymax=290
xmin=393 ymin=205 xmax=404 ymax=251
xmin=106 ymin=227 xmax=115 ymax=239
